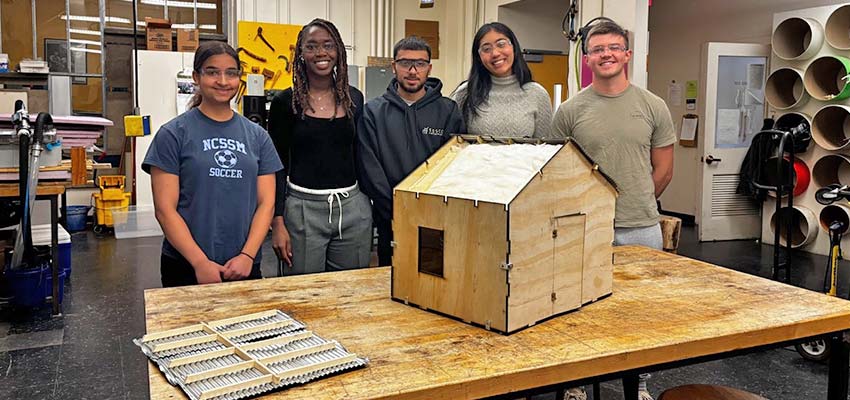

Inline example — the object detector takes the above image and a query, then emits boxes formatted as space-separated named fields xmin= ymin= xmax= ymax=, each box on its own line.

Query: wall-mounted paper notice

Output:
xmin=668 ymin=81 xmax=683 ymax=106
xmin=680 ymin=117 xmax=698 ymax=141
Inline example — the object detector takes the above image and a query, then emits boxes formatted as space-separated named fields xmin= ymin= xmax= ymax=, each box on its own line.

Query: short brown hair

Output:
xmin=584 ymin=20 xmax=629 ymax=54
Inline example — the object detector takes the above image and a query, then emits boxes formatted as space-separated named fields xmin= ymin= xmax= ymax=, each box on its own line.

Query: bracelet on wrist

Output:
xmin=240 ymin=251 xmax=255 ymax=261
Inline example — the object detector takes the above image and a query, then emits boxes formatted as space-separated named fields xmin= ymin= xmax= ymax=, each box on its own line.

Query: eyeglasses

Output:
xmin=395 ymin=59 xmax=430 ymax=71
xmin=479 ymin=39 xmax=512 ymax=55
xmin=588 ymin=44 xmax=627 ymax=56
xmin=200 ymin=68 xmax=241 ymax=79
xmin=302 ymin=42 xmax=337 ymax=54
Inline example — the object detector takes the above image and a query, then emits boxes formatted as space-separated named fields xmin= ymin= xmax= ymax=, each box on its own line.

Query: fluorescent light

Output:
xmin=199 ymin=24 xmax=216 ymax=30
xmin=71 ymin=47 xmax=102 ymax=55
xmin=69 ymin=39 xmax=102 ymax=47
xmin=69 ymin=29 xmax=101 ymax=37
xmin=119 ymin=0 xmax=216 ymax=10
xmin=62 ymin=14 xmax=133 ymax=24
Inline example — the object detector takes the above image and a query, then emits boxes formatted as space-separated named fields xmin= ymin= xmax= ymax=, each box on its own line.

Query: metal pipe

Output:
xmin=100 ymin=0 xmax=107 ymax=149
xmin=66 ymin=0 xmax=72 ymax=79
xmin=31 ymin=0 xmax=37 ymax=59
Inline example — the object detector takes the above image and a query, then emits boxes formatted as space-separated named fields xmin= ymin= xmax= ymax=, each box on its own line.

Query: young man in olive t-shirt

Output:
xmin=553 ymin=20 xmax=675 ymax=250
xmin=552 ymin=18 xmax=675 ymax=400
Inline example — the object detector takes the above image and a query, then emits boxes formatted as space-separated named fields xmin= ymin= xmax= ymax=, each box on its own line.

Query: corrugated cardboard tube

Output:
xmin=820 ymin=205 xmax=850 ymax=234
xmin=772 ymin=17 xmax=823 ymax=60
xmin=812 ymin=104 xmax=850 ymax=150
xmin=804 ymin=56 xmax=850 ymax=101
xmin=826 ymin=5 xmax=850 ymax=50
xmin=770 ymin=206 xmax=818 ymax=248
xmin=766 ymin=68 xmax=808 ymax=109
xmin=812 ymin=153 xmax=850 ymax=187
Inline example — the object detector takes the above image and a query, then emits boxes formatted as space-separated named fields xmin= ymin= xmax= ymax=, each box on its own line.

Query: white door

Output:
xmin=698 ymin=43 xmax=769 ymax=241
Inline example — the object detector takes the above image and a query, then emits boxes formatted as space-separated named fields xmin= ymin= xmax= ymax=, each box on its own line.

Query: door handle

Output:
xmin=705 ymin=155 xmax=722 ymax=165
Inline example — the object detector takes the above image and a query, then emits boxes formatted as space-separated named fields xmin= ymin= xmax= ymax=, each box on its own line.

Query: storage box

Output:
xmin=31 ymin=224 xmax=71 ymax=276
xmin=0 ymin=224 xmax=71 ymax=276
xmin=145 ymin=18 xmax=172 ymax=51
xmin=177 ymin=28 xmax=199 ymax=52
xmin=112 ymin=205 xmax=163 ymax=239
xmin=392 ymin=136 xmax=618 ymax=334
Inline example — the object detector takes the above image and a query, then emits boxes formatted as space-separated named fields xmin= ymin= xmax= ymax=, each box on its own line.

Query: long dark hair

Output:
xmin=291 ymin=18 xmax=353 ymax=120
xmin=188 ymin=41 xmax=240 ymax=109
xmin=457 ymin=22 xmax=533 ymax=122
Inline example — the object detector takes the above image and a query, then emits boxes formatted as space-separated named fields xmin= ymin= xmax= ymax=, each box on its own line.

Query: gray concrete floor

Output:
xmin=0 ymin=225 xmax=847 ymax=399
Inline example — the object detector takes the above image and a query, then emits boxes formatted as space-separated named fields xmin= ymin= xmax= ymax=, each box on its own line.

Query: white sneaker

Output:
xmin=565 ymin=387 xmax=587 ymax=400
xmin=638 ymin=373 xmax=654 ymax=400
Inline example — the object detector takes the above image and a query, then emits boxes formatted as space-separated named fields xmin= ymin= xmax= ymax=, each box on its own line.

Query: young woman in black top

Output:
xmin=267 ymin=18 xmax=372 ymax=275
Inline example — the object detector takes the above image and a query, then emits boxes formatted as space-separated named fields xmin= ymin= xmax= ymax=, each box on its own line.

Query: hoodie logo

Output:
xmin=421 ymin=127 xmax=444 ymax=136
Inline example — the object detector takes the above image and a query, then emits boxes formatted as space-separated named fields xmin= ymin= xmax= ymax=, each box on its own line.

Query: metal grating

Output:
xmin=710 ymin=174 xmax=760 ymax=217
xmin=135 ymin=310 xmax=368 ymax=400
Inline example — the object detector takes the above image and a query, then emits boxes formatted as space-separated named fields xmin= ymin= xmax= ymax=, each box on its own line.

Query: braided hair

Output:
xmin=291 ymin=18 xmax=352 ymax=120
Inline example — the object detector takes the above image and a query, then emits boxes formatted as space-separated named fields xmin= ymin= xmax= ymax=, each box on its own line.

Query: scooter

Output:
xmin=795 ymin=184 xmax=850 ymax=362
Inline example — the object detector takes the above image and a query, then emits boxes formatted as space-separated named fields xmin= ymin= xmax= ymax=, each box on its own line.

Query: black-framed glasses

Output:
xmin=302 ymin=42 xmax=337 ymax=54
xmin=479 ymin=39 xmax=512 ymax=55
xmin=200 ymin=68 xmax=241 ymax=79
xmin=588 ymin=44 xmax=627 ymax=56
xmin=395 ymin=59 xmax=430 ymax=71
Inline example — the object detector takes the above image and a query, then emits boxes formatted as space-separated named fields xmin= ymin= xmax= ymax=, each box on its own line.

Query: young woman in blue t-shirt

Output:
xmin=143 ymin=41 xmax=283 ymax=287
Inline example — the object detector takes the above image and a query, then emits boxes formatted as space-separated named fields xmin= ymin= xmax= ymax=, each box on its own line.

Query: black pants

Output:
xmin=376 ymin=217 xmax=393 ymax=267
xmin=160 ymin=253 xmax=262 ymax=288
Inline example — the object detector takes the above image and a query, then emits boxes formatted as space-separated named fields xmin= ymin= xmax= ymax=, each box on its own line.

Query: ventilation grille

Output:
xmin=711 ymin=174 xmax=760 ymax=217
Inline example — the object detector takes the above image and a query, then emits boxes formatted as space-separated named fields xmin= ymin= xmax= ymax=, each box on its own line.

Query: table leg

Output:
xmin=622 ymin=374 xmax=638 ymax=400
xmin=50 ymin=195 xmax=61 ymax=316
xmin=60 ymin=191 xmax=68 ymax=229
xmin=593 ymin=382 xmax=601 ymax=399
xmin=827 ymin=332 xmax=850 ymax=400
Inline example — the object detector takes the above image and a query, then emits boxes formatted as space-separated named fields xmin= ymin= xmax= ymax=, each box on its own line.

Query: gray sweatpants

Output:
xmin=283 ymin=184 xmax=373 ymax=275
xmin=614 ymin=223 xmax=663 ymax=250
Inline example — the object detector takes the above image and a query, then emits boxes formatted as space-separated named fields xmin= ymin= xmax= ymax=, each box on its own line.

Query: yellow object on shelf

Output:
xmin=93 ymin=175 xmax=131 ymax=227
xmin=124 ymin=115 xmax=151 ymax=137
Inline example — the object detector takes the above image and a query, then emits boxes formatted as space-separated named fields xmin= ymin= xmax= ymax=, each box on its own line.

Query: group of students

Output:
xmin=143 ymin=17 xmax=675 ymax=291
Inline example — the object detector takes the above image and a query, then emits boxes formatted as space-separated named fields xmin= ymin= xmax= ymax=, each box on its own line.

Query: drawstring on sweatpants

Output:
xmin=288 ymin=179 xmax=358 ymax=240
xmin=327 ymin=191 xmax=350 ymax=239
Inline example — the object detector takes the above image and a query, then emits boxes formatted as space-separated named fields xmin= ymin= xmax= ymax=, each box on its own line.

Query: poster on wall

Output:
xmin=44 ymin=38 xmax=87 ymax=84
xmin=236 ymin=21 xmax=301 ymax=110
xmin=176 ymin=69 xmax=195 ymax=115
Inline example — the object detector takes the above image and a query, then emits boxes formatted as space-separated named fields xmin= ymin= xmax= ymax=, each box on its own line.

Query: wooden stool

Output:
xmin=659 ymin=215 xmax=682 ymax=253
xmin=658 ymin=384 xmax=767 ymax=400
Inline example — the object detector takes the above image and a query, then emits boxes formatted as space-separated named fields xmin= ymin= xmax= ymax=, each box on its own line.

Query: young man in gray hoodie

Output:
xmin=356 ymin=36 xmax=465 ymax=267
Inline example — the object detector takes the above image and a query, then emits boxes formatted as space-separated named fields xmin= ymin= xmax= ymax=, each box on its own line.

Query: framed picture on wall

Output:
xmin=44 ymin=38 xmax=87 ymax=84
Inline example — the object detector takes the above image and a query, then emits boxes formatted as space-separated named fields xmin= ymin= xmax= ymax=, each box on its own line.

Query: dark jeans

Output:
xmin=160 ymin=253 xmax=262 ymax=288
xmin=376 ymin=217 xmax=393 ymax=267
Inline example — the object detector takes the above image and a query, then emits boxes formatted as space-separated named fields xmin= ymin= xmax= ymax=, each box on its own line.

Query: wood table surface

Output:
xmin=0 ymin=183 xmax=65 ymax=197
xmin=145 ymin=246 xmax=850 ymax=400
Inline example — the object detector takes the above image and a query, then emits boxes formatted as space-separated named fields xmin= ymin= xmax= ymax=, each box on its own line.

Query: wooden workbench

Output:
xmin=145 ymin=246 xmax=850 ymax=400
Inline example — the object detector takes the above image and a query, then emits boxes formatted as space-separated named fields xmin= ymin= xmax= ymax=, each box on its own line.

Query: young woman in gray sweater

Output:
xmin=451 ymin=22 xmax=553 ymax=138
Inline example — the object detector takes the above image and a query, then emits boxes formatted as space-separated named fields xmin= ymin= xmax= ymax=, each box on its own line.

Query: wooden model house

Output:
xmin=391 ymin=135 xmax=618 ymax=334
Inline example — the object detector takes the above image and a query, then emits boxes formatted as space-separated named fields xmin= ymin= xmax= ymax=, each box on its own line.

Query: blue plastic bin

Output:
xmin=66 ymin=205 xmax=90 ymax=232
xmin=5 ymin=262 xmax=65 ymax=308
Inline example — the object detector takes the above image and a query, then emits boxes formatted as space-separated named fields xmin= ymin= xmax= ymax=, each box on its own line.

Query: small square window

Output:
xmin=418 ymin=227 xmax=444 ymax=277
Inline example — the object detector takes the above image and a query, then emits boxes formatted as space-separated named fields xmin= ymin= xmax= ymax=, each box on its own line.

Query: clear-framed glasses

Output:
xmin=588 ymin=44 xmax=627 ymax=56
xmin=479 ymin=39 xmax=512 ymax=55
xmin=200 ymin=68 xmax=241 ymax=79
xmin=395 ymin=59 xmax=430 ymax=71
xmin=302 ymin=42 xmax=337 ymax=54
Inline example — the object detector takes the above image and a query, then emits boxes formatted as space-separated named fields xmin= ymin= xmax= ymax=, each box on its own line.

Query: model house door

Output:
xmin=698 ymin=42 xmax=770 ymax=241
